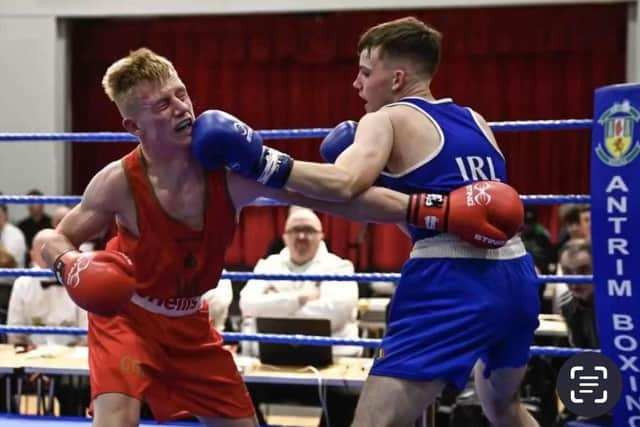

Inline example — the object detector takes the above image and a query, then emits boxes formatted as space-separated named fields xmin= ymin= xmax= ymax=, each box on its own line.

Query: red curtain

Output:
xmin=70 ymin=5 xmax=627 ymax=270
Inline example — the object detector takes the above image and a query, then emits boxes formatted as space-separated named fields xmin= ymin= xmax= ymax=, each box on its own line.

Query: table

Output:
xmin=537 ymin=314 xmax=569 ymax=337
xmin=0 ymin=345 xmax=371 ymax=385
xmin=0 ymin=344 xmax=373 ymax=420
xmin=358 ymin=298 xmax=569 ymax=338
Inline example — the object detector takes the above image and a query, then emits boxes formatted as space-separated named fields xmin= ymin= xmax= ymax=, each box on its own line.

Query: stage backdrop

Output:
xmin=70 ymin=5 xmax=627 ymax=271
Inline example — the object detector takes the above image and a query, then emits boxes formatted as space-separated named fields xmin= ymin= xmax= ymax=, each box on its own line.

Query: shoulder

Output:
xmin=82 ymin=160 xmax=129 ymax=211
xmin=4 ymin=222 xmax=23 ymax=234
xmin=253 ymin=254 xmax=285 ymax=271
xmin=381 ymin=103 xmax=428 ymax=130
xmin=11 ymin=276 xmax=38 ymax=292
xmin=359 ymin=110 xmax=393 ymax=127
xmin=3 ymin=223 xmax=26 ymax=240
xmin=93 ymin=160 xmax=128 ymax=192
xmin=319 ymin=252 xmax=354 ymax=271
xmin=468 ymin=109 xmax=500 ymax=143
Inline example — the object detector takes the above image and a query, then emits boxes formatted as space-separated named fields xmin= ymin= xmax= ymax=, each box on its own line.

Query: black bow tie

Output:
xmin=40 ymin=280 xmax=62 ymax=289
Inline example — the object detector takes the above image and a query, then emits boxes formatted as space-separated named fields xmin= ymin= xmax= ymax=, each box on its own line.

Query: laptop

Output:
xmin=256 ymin=317 xmax=333 ymax=367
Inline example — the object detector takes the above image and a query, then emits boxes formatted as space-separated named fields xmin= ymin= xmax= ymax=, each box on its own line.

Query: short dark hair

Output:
xmin=27 ymin=189 xmax=43 ymax=196
xmin=562 ymin=204 xmax=590 ymax=226
xmin=357 ymin=16 xmax=442 ymax=77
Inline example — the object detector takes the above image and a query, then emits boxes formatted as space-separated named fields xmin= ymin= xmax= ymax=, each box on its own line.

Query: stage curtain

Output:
xmin=70 ymin=4 xmax=627 ymax=271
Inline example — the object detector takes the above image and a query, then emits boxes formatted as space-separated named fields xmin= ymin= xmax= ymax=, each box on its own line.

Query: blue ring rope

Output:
xmin=0 ymin=194 xmax=591 ymax=206
xmin=0 ymin=119 xmax=592 ymax=143
xmin=0 ymin=325 xmax=592 ymax=358
xmin=0 ymin=269 xmax=591 ymax=284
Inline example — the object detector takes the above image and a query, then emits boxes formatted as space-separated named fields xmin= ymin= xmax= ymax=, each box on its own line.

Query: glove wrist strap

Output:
xmin=52 ymin=249 xmax=79 ymax=286
xmin=256 ymin=147 xmax=293 ymax=188
xmin=407 ymin=193 xmax=448 ymax=231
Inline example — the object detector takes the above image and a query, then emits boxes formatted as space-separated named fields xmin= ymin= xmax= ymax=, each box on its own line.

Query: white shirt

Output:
xmin=7 ymin=270 xmax=88 ymax=346
xmin=240 ymin=242 xmax=360 ymax=356
xmin=1 ymin=222 xmax=27 ymax=268
xmin=201 ymin=278 xmax=233 ymax=331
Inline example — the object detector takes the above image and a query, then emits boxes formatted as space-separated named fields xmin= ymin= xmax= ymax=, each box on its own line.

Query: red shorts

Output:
xmin=88 ymin=302 xmax=255 ymax=422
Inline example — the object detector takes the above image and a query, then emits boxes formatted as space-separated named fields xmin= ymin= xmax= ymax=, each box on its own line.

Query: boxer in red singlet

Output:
xmin=40 ymin=48 xmax=257 ymax=427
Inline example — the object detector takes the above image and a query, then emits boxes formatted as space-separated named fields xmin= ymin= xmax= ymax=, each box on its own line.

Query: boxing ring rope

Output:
xmin=0 ymin=325 xmax=591 ymax=358
xmin=0 ymin=118 xmax=593 ymax=143
xmin=0 ymin=269 xmax=593 ymax=285
xmin=0 ymin=194 xmax=593 ymax=206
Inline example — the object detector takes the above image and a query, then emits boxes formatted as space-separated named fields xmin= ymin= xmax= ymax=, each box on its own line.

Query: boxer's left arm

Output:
xmin=192 ymin=109 xmax=391 ymax=202
xmin=226 ymin=171 xmax=408 ymax=224
xmin=286 ymin=111 xmax=393 ymax=201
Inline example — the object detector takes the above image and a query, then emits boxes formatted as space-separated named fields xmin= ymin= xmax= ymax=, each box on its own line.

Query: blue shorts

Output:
xmin=370 ymin=254 xmax=540 ymax=390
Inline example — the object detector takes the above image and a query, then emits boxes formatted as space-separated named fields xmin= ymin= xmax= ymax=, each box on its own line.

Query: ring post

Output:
xmin=591 ymin=83 xmax=640 ymax=426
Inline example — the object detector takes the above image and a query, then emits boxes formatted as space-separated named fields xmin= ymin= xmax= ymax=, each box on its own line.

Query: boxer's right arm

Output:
xmin=41 ymin=162 xmax=123 ymax=265
xmin=40 ymin=163 xmax=137 ymax=316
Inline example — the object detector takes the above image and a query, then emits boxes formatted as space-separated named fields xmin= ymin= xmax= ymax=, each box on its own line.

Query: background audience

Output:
xmin=0 ymin=202 xmax=27 ymax=269
xmin=557 ymin=239 xmax=597 ymax=349
xmin=6 ymin=229 xmax=88 ymax=347
xmin=17 ymin=189 xmax=52 ymax=266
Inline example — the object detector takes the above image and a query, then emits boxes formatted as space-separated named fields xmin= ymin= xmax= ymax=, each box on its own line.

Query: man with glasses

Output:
xmin=239 ymin=206 xmax=360 ymax=427
xmin=239 ymin=206 xmax=359 ymax=357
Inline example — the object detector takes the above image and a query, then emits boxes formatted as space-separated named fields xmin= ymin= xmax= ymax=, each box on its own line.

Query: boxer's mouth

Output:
xmin=174 ymin=118 xmax=193 ymax=132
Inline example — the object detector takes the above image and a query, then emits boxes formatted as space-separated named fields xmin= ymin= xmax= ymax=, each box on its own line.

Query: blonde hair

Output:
xmin=102 ymin=47 xmax=175 ymax=113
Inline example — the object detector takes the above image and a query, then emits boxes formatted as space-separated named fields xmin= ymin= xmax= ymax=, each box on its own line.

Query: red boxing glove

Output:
xmin=407 ymin=181 xmax=524 ymax=249
xmin=53 ymin=250 xmax=136 ymax=316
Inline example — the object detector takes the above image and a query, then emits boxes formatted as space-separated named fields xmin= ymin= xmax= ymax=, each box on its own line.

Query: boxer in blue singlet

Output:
xmin=342 ymin=18 xmax=541 ymax=427
xmin=311 ymin=17 xmax=541 ymax=427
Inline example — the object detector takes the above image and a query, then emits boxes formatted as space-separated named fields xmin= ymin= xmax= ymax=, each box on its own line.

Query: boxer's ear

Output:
xmin=122 ymin=117 xmax=142 ymax=137
xmin=391 ymin=69 xmax=406 ymax=91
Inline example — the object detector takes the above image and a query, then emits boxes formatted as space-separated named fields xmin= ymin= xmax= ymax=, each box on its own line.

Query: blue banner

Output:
xmin=591 ymin=83 xmax=640 ymax=426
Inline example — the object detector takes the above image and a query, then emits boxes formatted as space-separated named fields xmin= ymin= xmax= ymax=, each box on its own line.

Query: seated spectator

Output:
xmin=556 ymin=203 xmax=591 ymax=250
xmin=17 ymin=189 xmax=52 ymax=266
xmin=0 ymin=202 xmax=27 ymax=268
xmin=0 ymin=245 xmax=17 ymax=327
xmin=239 ymin=207 xmax=360 ymax=427
xmin=7 ymin=229 xmax=88 ymax=346
xmin=552 ymin=240 xmax=602 ymax=427
xmin=557 ymin=239 xmax=598 ymax=349
xmin=240 ymin=206 xmax=360 ymax=357
xmin=548 ymin=206 xmax=592 ymax=313
xmin=202 ymin=276 xmax=233 ymax=332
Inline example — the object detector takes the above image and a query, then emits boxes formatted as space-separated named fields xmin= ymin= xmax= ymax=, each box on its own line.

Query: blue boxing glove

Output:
xmin=191 ymin=110 xmax=293 ymax=188
xmin=320 ymin=120 xmax=357 ymax=163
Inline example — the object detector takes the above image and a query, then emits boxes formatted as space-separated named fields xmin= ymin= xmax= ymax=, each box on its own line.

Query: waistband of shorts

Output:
xmin=130 ymin=292 xmax=202 ymax=317
xmin=410 ymin=234 xmax=527 ymax=260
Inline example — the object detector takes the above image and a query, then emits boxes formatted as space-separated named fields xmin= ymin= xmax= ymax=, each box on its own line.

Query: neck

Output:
xmin=395 ymin=79 xmax=434 ymax=102
xmin=140 ymin=144 xmax=200 ymax=182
